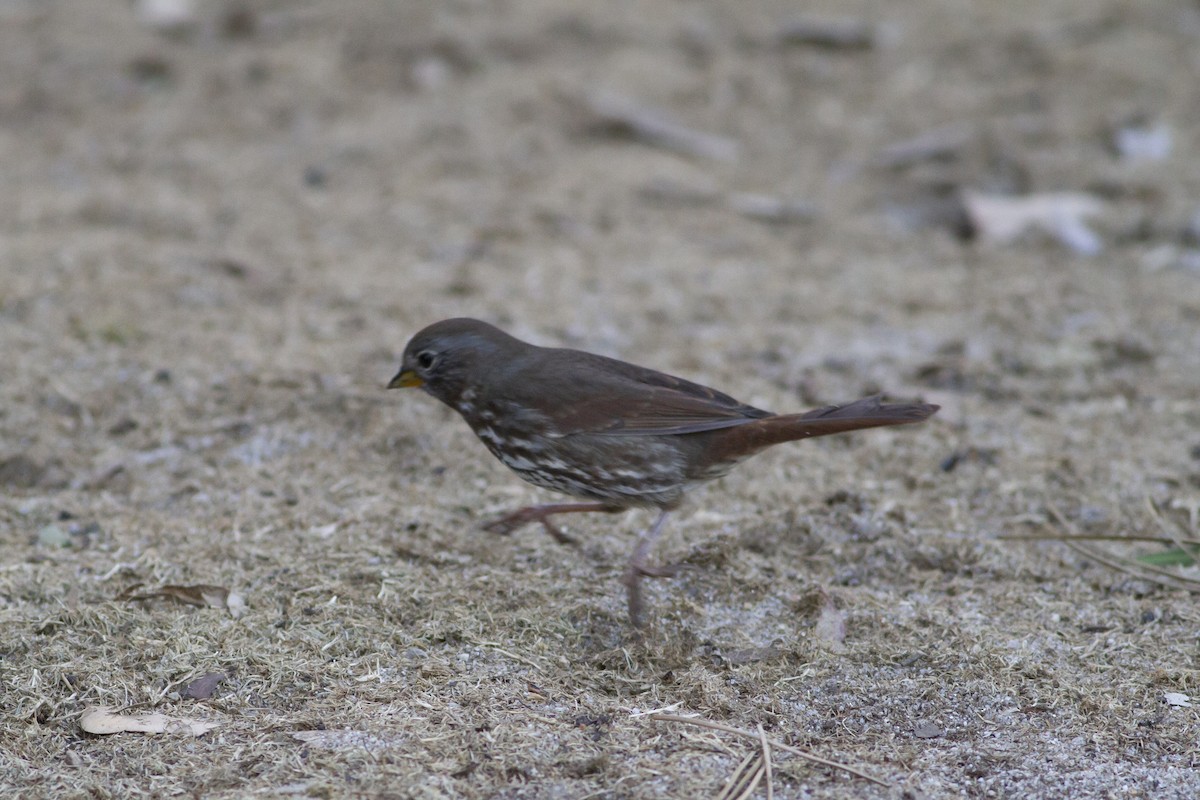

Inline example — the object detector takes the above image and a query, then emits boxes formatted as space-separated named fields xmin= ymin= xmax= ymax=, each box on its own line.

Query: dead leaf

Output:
xmin=117 ymin=583 xmax=245 ymax=617
xmin=913 ymin=721 xmax=943 ymax=739
xmin=182 ymin=672 xmax=227 ymax=700
xmin=80 ymin=706 xmax=217 ymax=737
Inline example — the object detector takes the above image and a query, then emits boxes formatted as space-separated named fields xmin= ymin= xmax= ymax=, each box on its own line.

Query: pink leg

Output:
xmin=481 ymin=502 xmax=623 ymax=546
xmin=624 ymin=509 xmax=677 ymax=627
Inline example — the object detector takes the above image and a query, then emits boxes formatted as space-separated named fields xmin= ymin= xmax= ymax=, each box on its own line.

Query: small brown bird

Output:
xmin=389 ymin=318 xmax=938 ymax=626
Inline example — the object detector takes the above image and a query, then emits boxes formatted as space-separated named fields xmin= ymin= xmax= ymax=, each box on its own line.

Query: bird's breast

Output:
xmin=466 ymin=416 xmax=690 ymax=507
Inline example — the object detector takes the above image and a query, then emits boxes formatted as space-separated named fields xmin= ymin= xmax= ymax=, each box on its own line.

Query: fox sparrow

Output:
xmin=389 ymin=318 xmax=938 ymax=626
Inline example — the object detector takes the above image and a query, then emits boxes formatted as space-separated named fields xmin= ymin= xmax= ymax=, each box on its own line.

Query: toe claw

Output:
xmin=481 ymin=517 xmax=518 ymax=536
xmin=635 ymin=562 xmax=681 ymax=579
xmin=541 ymin=521 xmax=578 ymax=546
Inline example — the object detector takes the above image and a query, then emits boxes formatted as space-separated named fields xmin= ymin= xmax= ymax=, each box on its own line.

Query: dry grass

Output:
xmin=3 ymin=1 xmax=1200 ymax=798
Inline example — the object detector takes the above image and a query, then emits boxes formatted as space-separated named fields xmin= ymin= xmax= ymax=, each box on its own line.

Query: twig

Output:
xmin=717 ymin=749 xmax=763 ymax=800
xmin=758 ymin=722 xmax=774 ymax=800
xmin=651 ymin=713 xmax=890 ymax=787
xmin=1145 ymin=496 xmax=1198 ymax=558
xmin=583 ymin=92 xmax=740 ymax=162
xmin=998 ymin=532 xmax=1200 ymax=547
xmin=1040 ymin=502 xmax=1200 ymax=590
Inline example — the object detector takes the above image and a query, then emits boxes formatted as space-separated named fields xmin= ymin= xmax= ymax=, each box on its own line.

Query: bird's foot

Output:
xmin=481 ymin=502 xmax=620 ymax=546
xmin=538 ymin=519 xmax=577 ymax=546
xmin=623 ymin=562 xmax=685 ymax=628
xmin=481 ymin=508 xmax=566 ymax=541
xmin=623 ymin=509 xmax=676 ymax=627
xmin=632 ymin=561 xmax=683 ymax=579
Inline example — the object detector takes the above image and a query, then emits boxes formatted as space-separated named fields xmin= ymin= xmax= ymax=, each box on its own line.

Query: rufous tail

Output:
xmin=717 ymin=396 xmax=938 ymax=456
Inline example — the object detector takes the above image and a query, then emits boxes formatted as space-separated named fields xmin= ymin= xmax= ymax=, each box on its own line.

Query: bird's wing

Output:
xmin=529 ymin=350 xmax=773 ymax=437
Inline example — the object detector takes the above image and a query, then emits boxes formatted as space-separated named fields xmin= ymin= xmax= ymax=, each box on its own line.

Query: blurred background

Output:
xmin=2 ymin=1 xmax=1199 ymax=797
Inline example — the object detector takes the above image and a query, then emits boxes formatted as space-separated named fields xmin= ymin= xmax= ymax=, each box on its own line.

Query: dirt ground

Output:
xmin=3 ymin=1 xmax=1199 ymax=798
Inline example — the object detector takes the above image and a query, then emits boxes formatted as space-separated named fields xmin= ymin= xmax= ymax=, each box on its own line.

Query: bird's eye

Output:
xmin=416 ymin=351 xmax=437 ymax=370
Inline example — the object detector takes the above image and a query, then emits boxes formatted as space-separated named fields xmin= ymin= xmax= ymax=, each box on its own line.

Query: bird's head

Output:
xmin=388 ymin=318 xmax=522 ymax=405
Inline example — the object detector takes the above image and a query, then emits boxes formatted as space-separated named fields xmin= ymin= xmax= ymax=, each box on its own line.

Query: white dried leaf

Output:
xmin=1163 ymin=692 xmax=1192 ymax=708
xmin=962 ymin=190 xmax=1104 ymax=255
xmin=225 ymin=591 xmax=247 ymax=619
xmin=80 ymin=706 xmax=217 ymax=737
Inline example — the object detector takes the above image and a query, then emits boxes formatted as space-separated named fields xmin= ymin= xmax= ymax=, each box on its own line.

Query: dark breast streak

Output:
xmin=455 ymin=397 xmax=687 ymax=508
xmin=488 ymin=428 xmax=689 ymax=508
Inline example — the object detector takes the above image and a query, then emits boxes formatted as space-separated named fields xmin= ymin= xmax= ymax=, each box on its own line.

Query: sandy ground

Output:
xmin=3 ymin=1 xmax=1200 ymax=798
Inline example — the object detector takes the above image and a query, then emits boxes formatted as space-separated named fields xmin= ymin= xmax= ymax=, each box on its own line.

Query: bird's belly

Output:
xmin=471 ymin=425 xmax=687 ymax=507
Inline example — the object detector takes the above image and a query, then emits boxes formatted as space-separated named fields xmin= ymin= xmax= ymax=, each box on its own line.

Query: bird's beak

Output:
xmin=387 ymin=369 xmax=423 ymax=389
